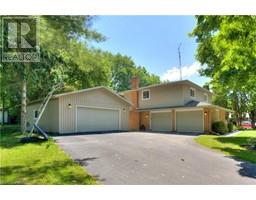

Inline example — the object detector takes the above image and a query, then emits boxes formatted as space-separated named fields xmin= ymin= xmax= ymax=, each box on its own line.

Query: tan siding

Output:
xmin=27 ymin=99 xmax=59 ymax=133
xmin=59 ymin=88 xmax=129 ymax=133
xmin=182 ymin=84 xmax=212 ymax=104
xmin=138 ymin=84 xmax=184 ymax=109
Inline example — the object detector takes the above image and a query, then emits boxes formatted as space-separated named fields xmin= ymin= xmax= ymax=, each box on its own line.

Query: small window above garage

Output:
xmin=190 ymin=88 xmax=196 ymax=98
xmin=142 ymin=90 xmax=150 ymax=100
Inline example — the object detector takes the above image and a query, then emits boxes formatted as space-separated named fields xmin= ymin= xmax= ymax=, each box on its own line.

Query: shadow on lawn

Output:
xmin=0 ymin=158 xmax=97 ymax=185
xmin=0 ymin=132 xmax=46 ymax=149
xmin=212 ymin=136 xmax=256 ymax=179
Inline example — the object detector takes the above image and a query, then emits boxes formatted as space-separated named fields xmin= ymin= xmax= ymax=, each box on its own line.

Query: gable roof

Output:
xmin=121 ymin=80 xmax=212 ymax=95
xmin=28 ymin=86 xmax=132 ymax=106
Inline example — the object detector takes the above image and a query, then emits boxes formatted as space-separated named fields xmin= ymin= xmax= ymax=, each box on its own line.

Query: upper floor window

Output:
xmin=34 ymin=110 xmax=39 ymax=119
xmin=204 ymin=93 xmax=208 ymax=102
xmin=190 ymin=88 xmax=196 ymax=98
xmin=142 ymin=90 xmax=150 ymax=100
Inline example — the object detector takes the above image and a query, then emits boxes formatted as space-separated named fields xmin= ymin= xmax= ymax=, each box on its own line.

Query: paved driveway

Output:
xmin=54 ymin=132 xmax=256 ymax=184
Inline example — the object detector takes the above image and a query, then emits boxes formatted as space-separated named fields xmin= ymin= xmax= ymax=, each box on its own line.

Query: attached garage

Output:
xmin=76 ymin=106 xmax=120 ymax=132
xmin=176 ymin=109 xmax=203 ymax=133
xmin=27 ymin=86 xmax=131 ymax=134
xmin=151 ymin=111 xmax=172 ymax=132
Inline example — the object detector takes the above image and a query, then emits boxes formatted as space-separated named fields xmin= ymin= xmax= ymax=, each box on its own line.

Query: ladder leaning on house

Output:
xmin=29 ymin=83 xmax=64 ymax=139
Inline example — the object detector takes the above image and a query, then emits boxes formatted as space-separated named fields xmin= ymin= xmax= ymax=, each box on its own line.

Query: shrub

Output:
xmin=228 ymin=123 xmax=233 ymax=132
xmin=212 ymin=121 xmax=228 ymax=134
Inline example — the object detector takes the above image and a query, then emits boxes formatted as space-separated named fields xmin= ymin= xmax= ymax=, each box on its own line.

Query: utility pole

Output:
xmin=178 ymin=43 xmax=182 ymax=80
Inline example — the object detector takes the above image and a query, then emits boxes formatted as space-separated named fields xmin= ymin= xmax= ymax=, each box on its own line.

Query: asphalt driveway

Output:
xmin=54 ymin=132 xmax=256 ymax=184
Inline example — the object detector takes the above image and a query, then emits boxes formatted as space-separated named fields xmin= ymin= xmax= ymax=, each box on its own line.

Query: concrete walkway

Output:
xmin=54 ymin=132 xmax=256 ymax=184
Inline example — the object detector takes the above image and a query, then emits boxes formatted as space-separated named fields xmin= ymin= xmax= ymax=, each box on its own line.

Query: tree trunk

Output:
xmin=21 ymin=78 xmax=27 ymax=134
xmin=2 ymin=95 xmax=5 ymax=125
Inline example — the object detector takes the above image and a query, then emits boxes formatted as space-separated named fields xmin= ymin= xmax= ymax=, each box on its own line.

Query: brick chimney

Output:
xmin=131 ymin=76 xmax=140 ymax=90
xmin=128 ymin=77 xmax=140 ymax=130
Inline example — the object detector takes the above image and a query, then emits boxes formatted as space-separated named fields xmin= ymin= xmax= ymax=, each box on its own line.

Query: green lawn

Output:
xmin=0 ymin=127 xmax=97 ymax=184
xmin=195 ymin=130 xmax=256 ymax=164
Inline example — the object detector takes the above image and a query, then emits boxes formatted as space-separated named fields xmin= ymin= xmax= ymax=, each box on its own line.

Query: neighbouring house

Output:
xmin=27 ymin=78 xmax=232 ymax=134
xmin=0 ymin=109 xmax=8 ymax=124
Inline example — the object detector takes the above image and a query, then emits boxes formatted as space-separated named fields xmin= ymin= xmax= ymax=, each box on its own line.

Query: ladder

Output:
xmin=29 ymin=83 xmax=64 ymax=137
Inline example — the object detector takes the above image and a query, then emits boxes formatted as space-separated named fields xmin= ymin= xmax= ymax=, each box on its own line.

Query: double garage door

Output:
xmin=150 ymin=110 xmax=203 ymax=133
xmin=77 ymin=107 xmax=120 ymax=132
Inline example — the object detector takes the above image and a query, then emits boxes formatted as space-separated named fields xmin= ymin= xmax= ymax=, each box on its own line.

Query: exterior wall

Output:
xmin=138 ymin=84 xmax=184 ymax=109
xmin=27 ymin=99 xmax=59 ymax=133
xmin=126 ymin=91 xmax=139 ymax=130
xmin=139 ymin=111 xmax=150 ymax=130
xmin=182 ymin=84 xmax=212 ymax=105
xmin=58 ymin=88 xmax=129 ymax=133
xmin=134 ymin=83 xmax=212 ymax=110
xmin=210 ymin=108 xmax=228 ymax=131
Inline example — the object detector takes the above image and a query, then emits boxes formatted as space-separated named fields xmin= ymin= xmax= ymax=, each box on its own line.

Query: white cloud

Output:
xmin=161 ymin=62 xmax=202 ymax=82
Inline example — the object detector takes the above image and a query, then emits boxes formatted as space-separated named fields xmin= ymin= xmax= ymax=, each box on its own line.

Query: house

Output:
xmin=27 ymin=78 xmax=231 ymax=134
xmin=123 ymin=77 xmax=232 ymax=133
xmin=0 ymin=109 xmax=8 ymax=124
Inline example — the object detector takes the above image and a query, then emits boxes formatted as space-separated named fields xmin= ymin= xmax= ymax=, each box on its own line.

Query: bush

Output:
xmin=228 ymin=123 xmax=233 ymax=132
xmin=212 ymin=121 xmax=228 ymax=134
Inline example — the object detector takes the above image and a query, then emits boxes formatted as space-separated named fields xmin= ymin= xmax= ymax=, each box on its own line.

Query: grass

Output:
xmin=0 ymin=126 xmax=97 ymax=184
xmin=195 ymin=130 xmax=256 ymax=164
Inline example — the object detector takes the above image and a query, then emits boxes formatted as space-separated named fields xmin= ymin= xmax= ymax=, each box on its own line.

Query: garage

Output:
xmin=151 ymin=111 xmax=172 ymax=132
xmin=77 ymin=106 xmax=120 ymax=132
xmin=176 ymin=109 xmax=203 ymax=133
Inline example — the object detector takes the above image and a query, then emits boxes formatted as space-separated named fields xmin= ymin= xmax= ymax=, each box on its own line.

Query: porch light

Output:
xmin=204 ymin=112 xmax=208 ymax=116
xmin=145 ymin=114 xmax=149 ymax=118
xmin=68 ymin=103 xmax=72 ymax=109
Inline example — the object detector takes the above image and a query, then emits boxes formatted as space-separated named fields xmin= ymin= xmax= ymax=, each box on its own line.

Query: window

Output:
xmin=142 ymin=90 xmax=150 ymax=100
xmin=204 ymin=93 xmax=208 ymax=102
xmin=34 ymin=110 xmax=39 ymax=119
xmin=190 ymin=88 xmax=196 ymax=98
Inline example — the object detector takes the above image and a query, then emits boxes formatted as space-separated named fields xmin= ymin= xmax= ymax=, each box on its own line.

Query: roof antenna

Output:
xmin=178 ymin=43 xmax=182 ymax=80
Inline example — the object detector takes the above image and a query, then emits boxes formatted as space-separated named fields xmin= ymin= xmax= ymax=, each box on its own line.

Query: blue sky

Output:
xmin=91 ymin=16 xmax=209 ymax=86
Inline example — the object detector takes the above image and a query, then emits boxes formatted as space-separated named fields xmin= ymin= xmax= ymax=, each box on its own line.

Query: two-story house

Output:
xmin=122 ymin=77 xmax=232 ymax=133
xmin=26 ymin=77 xmax=231 ymax=134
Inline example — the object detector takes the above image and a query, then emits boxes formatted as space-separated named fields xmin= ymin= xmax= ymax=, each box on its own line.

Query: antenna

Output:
xmin=178 ymin=43 xmax=182 ymax=80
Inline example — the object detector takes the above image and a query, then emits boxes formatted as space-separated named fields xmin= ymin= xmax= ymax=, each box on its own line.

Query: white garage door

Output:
xmin=77 ymin=107 xmax=120 ymax=132
xmin=151 ymin=112 xmax=172 ymax=132
xmin=176 ymin=110 xmax=203 ymax=133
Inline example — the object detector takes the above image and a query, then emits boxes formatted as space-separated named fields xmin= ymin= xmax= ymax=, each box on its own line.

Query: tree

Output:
xmin=190 ymin=16 xmax=256 ymax=128
xmin=0 ymin=16 xmax=105 ymax=133
xmin=110 ymin=53 xmax=160 ymax=92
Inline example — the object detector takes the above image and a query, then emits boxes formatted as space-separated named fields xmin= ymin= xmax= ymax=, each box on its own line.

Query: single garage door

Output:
xmin=151 ymin=112 xmax=172 ymax=132
xmin=77 ymin=107 xmax=120 ymax=132
xmin=176 ymin=110 xmax=203 ymax=133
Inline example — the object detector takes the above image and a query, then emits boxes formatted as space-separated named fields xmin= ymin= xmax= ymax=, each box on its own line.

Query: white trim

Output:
xmin=175 ymin=108 xmax=203 ymax=112
xmin=142 ymin=89 xmax=150 ymax=101
xmin=149 ymin=111 xmax=151 ymax=130
xmin=75 ymin=105 xmax=121 ymax=133
xmin=190 ymin=87 xmax=196 ymax=98
xmin=150 ymin=110 xmax=173 ymax=113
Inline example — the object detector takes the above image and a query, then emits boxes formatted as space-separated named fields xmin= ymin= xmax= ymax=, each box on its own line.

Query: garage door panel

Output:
xmin=77 ymin=107 xmax=119 ymax=132
xmin=151 ymin=112 xmax=172 ymax=132
xmin=176 ymin=110 xmax=203 ymax=133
